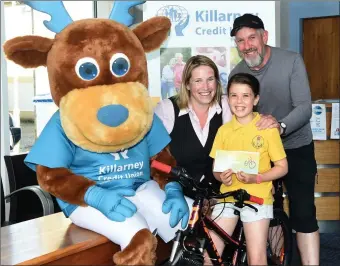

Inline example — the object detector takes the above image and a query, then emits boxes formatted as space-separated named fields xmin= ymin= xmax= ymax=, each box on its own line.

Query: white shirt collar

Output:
xmin=178 ymin=101 xmax=222 ymax=117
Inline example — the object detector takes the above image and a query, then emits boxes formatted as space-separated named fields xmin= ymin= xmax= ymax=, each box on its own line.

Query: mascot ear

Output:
xmin=133 ymin=16 xmax=171 ymax=52
xmin=3 ymin=36 xmax=54 ymax=68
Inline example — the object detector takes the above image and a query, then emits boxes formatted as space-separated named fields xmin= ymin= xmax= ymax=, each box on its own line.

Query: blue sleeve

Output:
xmin=24 ymin=111 xmax=75 ymax=171
xmin=146 ymin=114 xmax=171 ymax=157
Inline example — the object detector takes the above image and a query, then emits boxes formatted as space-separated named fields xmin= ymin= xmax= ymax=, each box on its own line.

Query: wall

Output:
xmin=288 ymin=1 xmax=340 ymax=53
xmin=4 ymin=1 xmax=340 ymax=113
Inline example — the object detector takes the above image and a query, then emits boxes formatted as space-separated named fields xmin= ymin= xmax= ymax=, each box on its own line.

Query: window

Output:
xmin=3 ymin=1 xmax=94 ymax=154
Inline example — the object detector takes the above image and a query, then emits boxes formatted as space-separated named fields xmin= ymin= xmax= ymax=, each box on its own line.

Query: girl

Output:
xmin=209 ymin=73 xmax=288 ymax=265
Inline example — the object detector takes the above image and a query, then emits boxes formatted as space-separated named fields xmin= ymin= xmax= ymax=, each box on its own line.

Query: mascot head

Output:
xmin=3 ymin=1 xmax=170 ymax=153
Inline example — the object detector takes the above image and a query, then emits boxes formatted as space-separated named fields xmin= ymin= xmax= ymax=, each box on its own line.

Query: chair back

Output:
xmin=4 ymin=153 xmax=61 ymax=224
xmin=4 ymin=153 xmax=37 ymax=192
xmin=1 ymin=178 xmax=5 ymax=226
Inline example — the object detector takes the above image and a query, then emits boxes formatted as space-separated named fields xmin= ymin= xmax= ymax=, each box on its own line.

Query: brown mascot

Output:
xmin=3 ymin=1 xmax=192 ymax=265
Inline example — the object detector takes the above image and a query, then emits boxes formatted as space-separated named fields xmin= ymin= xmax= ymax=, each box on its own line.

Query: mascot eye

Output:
xmin=75 ymin=57 xmax=100 ymax=81
xmin=110 ymin=53 xmax=130 ymax=77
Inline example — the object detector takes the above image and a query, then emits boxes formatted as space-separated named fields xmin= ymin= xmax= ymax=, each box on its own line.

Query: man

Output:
xmin=173 ymin=52 xmax=185 ymax=93
xmin=161 ymin=57 xmax=176 ymax=99
xmin=229 ymin=14 xmax=319 ymax=265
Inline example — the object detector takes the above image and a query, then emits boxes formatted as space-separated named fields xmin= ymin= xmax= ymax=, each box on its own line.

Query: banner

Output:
xmin=143 ymin=1 xmax=276 ymax=101
xmin=331 ymin=103 xmax=340 ymax=139
xmin=310 ymin=104 xmax=327 ymax=140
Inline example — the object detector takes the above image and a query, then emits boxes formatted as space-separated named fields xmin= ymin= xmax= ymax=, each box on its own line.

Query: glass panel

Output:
xmin=4 ymin=1 xmax=93 ymax=154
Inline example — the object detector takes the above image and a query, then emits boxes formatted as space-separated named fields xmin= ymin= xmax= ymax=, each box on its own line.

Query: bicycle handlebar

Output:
xmin=151 ymin=160 xmax=264 ymax=205
xmin=151 ymin=160 xmax=171 ymax=174
xmin=248 ymin=195 xmax=264 ymax=205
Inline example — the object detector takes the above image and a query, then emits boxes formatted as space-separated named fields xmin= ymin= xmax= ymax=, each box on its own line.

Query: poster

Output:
xmin=330 ymin=103 xmax=340 ymax=139
xmin=310 ymin=104 xmax=327 ymax=140
xmin=143 ymin=1 xmax=276 ymax=101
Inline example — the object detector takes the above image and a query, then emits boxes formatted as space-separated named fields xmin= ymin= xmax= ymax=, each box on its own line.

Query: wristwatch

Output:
xmin=279 ymin=122 xmax=287 ymax=135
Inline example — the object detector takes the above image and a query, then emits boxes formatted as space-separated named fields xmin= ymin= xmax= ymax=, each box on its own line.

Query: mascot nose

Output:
xmin=97 ymin=105 xmax=129 ymax=127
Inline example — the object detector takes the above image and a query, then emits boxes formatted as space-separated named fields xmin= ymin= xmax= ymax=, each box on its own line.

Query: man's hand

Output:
xmin=220 ymin=169 xmax=233 ymax=186
xmin=256 ymin=114 xmax=279 ymax=130
xmin=235 ymin=171 xmax=257 ymax=184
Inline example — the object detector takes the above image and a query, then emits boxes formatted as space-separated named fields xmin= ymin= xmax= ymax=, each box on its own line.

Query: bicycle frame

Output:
xmin=169 ymin=195 xmax=247 ymax=266
xmin=150 ymin=160 xmax=268 ymax=266
xmin=204 ymin=216 xmax=245 ymax=266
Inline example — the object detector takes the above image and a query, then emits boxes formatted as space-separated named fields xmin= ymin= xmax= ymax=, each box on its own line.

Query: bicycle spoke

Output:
xmin=269 ymin=223 xmax=284 ymax=256
xmin=266 ymin=210 xmax=292 ymax=266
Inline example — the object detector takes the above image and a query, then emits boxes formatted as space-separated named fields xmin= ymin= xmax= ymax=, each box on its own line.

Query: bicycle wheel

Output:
xmin=267 ymin=208 xmax=292 ymax=266
xmin=159 ymin=249 xmax=204 ymax=266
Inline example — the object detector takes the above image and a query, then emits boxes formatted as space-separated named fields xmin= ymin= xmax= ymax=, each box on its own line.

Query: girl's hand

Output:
xmin=235 ymin=171 xmax=257 ymax=184
xmin=220 ymin=169 xmax=233 ymax=186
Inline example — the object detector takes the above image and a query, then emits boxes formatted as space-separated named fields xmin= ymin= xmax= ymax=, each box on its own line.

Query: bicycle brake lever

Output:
xmin=243 ymin=203 xmax=259 ymax=212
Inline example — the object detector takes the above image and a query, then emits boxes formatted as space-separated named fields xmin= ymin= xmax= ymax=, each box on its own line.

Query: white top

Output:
xmin=161 ymin=65 xmax=174 ymax=82
xmin=154 ymin=95 xmax=232 ymax=146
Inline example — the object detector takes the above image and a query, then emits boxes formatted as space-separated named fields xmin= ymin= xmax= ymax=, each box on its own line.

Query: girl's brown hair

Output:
xmin=227 ymin=73 xmax=260 ymax=96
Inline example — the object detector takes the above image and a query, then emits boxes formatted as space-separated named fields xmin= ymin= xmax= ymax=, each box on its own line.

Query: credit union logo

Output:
xmin=157 ymin=5 xmax=190 ymax=36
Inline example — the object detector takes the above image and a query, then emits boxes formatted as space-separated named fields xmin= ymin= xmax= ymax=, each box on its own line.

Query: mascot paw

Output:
xmin=113 ymin=229 xmax=157 ymax=265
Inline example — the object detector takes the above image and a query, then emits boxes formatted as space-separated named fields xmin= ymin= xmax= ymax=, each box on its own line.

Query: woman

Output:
xmin=155 ymin=55 xmax=232 ymax=194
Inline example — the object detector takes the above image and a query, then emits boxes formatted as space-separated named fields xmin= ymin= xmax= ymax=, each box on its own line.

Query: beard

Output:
xmin=238 ymin=47 xmax=266 ymax=68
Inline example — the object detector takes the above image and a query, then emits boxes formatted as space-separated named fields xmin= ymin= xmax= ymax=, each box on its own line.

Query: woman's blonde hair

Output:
xmin=175 ymin=55 xmax=222 ymax=109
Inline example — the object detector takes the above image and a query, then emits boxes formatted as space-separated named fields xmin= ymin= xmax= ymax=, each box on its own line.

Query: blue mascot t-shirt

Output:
xmin=25 ymin=111 xmax=171 ymax=217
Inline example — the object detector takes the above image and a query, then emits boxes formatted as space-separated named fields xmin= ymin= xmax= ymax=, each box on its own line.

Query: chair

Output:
xmin=1 ymin=178 xmax=6 ymax=226
xmin=2 ymin=153 xmax=60 ymax=226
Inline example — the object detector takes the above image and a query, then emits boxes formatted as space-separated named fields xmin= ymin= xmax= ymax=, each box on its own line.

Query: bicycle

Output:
xmin=151 ymin=160 xmax=292 ymax=266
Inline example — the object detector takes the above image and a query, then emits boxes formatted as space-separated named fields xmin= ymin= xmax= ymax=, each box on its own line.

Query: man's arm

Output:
xmin=280 ymin=54 xmax=312 ymax=135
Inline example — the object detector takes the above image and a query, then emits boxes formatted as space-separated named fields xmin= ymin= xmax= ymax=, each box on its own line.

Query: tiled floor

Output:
xmin=290 ymin=233 xmax=340 ymax=266
xmin=320 ymin=233 xmax=340 ymax=266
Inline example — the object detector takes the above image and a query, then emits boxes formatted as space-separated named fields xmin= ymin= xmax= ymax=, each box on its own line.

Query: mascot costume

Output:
xmin=3 ymin=1 xmax=193 ymax=265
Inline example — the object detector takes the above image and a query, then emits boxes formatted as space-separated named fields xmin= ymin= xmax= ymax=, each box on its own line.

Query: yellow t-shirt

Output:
xmin=210 ymin=113 xmax=286 ymax=204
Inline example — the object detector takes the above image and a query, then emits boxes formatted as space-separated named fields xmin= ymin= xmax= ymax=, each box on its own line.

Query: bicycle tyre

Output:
xmin=159 ymin=257 xmax=203 ymax=266
xmin=267 ymin=208 xmax=292 ymax=266
xmin=159 ymin=251 xmax=204 ymax=266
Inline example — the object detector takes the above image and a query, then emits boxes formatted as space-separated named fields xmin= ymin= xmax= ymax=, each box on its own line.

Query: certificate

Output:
xmin=213 ymin=150 xmax=260 ymax=175
xmin=310 ymin=104 xmax=327 ymax=140
xmin=331 ymin=103 xmax=340 ymax=139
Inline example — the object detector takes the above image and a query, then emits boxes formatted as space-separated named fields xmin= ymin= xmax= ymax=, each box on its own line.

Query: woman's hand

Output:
xmin=220 ymin=169 xmax=233 ymax=186
xmin=235 ymin=171 xmax=257 ymax=184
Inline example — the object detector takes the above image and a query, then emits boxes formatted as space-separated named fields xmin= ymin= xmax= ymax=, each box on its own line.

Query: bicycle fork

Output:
xmin=168 ymin=197 xmax=205 ymax=265
xmin=232 ymin=226 xmax=246 ymax=265
xmin=169 ymin=231 xmax=182 ymax=263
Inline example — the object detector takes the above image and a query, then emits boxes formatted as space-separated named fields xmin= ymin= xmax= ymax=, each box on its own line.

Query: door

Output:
xmin=302 ymin=16 xmax=340 ymax=101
